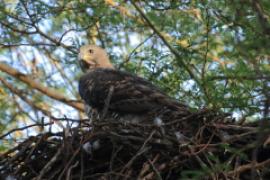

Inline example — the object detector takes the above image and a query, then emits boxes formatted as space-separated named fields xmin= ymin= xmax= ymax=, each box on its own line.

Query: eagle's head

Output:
xmin=79 ymin=45 xmax=114 ymax=72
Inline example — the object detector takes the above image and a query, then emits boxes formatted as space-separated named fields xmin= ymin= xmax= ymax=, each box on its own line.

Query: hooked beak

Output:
xmin=78 ymin=53 xmax=97 ymax=71
xmin=78 ymin=53 xmax=88 ymax=71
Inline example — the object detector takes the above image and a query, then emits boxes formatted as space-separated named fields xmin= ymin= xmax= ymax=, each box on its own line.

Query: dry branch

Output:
xmin=0 ymin=62 xmax=84 ymax=111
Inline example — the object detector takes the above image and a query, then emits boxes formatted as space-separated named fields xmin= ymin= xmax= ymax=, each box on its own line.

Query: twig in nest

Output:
xmin=227 ymin=159 xmax=270 ymax=177
xmin=66 ymin=161 xmax=79 ymax=180
xmin=212 ymin=123 xmax=257 ymax=131
xmin=140 ymin=154 xmax=162 ymax=180
xmin=36 ymin=144 xmax=63 ymax=180
xmin=147 ymin=158 xmax=163 ymax=180
xmin=138 ymin=154 xmax=160 ymax=178
xmin=120 ymin=130 xmax=156 ymax=175
xmin=57 ymin=146 xmax=81 ymax=180
xmin=110 ymin=145 xmax=123 ymax=172
xmin=190 ymin=132 xmax=215 ymax=156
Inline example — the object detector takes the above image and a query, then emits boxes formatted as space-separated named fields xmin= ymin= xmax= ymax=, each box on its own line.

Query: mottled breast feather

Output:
xmin=79 ymin=68 xmax=189 ymax=117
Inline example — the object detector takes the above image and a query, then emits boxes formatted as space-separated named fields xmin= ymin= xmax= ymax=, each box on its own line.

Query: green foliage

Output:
xmin=0 ymin=0 xmax=269 ymax=137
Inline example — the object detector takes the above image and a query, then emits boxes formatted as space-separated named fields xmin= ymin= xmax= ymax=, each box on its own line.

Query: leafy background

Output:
xmin=0 ymin=0 xmax=269 ymax=149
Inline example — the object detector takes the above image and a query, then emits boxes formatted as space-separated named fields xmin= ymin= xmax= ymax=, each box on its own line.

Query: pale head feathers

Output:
xmin=79 ymin=45 xmax=114 ymax=71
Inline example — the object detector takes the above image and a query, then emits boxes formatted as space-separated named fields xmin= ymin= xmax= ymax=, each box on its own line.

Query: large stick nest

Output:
xmin=1 ymin=110 xmax=270 ymax=180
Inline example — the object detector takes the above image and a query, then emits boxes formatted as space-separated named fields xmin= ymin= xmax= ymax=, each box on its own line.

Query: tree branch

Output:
xmin=0 ymin=76 xmax=54 ymax=118
xmin=130 ymin=1 xmax=202 ymax=90
xmin=252 ymin=0 xmax=270 ymax=36
xmin=207 ymin=74 xmax=270 ymax=81
xmin=0 ymin=62 xmax=84 ymax=112
xmin=0 ymin=122 xmax=53 ymax=139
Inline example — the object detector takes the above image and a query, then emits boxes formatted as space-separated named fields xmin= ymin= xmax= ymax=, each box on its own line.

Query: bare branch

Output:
xmin=0 ymin=62 xmax=84 ymax=111
xmin=0 ymin=76 xmax=53 ymax=118
xmin=0 ymin=122 xmax=53 ymax=139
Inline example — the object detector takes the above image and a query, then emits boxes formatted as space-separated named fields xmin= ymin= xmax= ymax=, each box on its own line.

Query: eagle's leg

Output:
xmin=101 ymin=85 xmax=114 ymax=120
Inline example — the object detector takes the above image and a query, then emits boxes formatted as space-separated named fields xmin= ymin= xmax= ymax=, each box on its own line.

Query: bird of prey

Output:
xmin=78 ymin=45 xmax=190 ymax=124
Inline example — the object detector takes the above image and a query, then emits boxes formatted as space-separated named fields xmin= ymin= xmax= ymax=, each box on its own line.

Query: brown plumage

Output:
xmin=78 ymin=45 xmax=190 ymax=123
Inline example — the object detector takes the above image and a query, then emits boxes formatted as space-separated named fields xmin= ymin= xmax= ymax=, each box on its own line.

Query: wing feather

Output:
xmin=79 ymin=68 xmax=188 ymax=114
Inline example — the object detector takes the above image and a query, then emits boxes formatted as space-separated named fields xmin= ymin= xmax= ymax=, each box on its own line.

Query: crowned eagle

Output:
xmin=78 ymin=45 xmax=190 ymax=124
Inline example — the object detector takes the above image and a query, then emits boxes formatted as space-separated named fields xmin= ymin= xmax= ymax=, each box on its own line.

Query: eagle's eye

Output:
xmin=89 ymin=49 xmax=94 ymax=54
